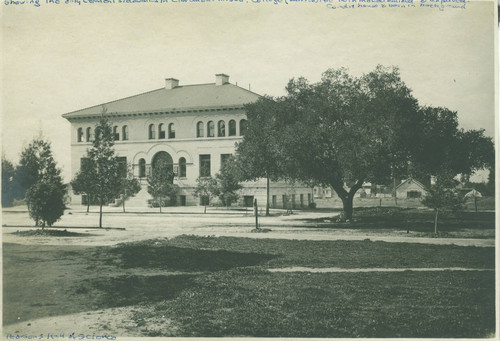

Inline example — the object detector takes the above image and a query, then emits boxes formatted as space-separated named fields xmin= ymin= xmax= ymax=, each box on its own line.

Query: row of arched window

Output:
xmin=77 ymin=126 xmax=129 ymax=142
xmin=77 ymin=119 xmax=248 ymax=142
xmin=149 ymin=123 xmax=175 ymax=140
xmin=197 ymin=119 xmax=247 ymax=138
xmin=137 ymin=157 xmax=187 ymax=178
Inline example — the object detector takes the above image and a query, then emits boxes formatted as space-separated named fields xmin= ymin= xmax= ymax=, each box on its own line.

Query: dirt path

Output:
xmin=2 ymin=306 xmax=167 ymax=338
xmin=268 ymin=267 xmax=496 ymax=273
xmin=2 ymin=207 xmax=495 ymax=247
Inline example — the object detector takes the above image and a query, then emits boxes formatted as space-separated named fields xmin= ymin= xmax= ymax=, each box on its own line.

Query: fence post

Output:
xmin=254 ymin=198 xmax=259 ymax=229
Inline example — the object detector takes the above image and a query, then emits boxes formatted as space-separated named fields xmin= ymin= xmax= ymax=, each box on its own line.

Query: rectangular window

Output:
xmin=308 ymin=193 xmax=311 ymax=205
xmin=292 ymin=194 xmax=296 ymax=209
xmin=199 ymin=154 xmax=211 ymax=177
xmin=220 ymin=154 xmax=232 ymax=169
xmin=282 ymin=195 xmax=287 ymax=209
xmin=407 ymin=191 xmax=422 ymax=199
xmin=80 ymin=157 xmax=90 ymax=170
xmin=244 ymin=196 xmax=254 ymax=207
xmin=272 ymin=195 xmax=277 ymax=208
xmin=117 ymin=157 xmax=127 ymax=178
xmin=300 ymin=194 xmax=304 ymax=207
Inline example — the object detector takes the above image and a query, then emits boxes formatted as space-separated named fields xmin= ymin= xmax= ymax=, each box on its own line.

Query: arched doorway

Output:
xmin=151 ymin=151 xmax=174 ymax=182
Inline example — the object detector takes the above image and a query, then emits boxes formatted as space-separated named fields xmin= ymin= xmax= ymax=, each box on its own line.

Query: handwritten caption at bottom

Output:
xmin=5 ymin=333 xmax=117 ymax=340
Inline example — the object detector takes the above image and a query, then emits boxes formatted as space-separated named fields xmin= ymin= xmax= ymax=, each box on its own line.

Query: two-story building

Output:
xmin=63 ymin=74 xmax=313 ymax=208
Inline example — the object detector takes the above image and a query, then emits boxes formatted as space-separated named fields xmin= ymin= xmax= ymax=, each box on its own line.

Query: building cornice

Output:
xmin=62 ymin=105 xmax=247 ymax=121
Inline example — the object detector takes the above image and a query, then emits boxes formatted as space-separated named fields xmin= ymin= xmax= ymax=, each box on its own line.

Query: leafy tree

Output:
xmin=422 ymin=177 xmax=464 ymax=234
xmin=193 ymin=176 xmax=217 ymax=213
xmin=1 ymin=157 xmax=24 ymax=207
xmin=411 ymin=107 xmax=494 ymax=182
xmin=81 ymin=117 xmax=122 ymax=227
xmin=119 ymin=164 xmax=141 ymax=213
xmin=276 ymin=66 xmax=421 ymax=220
xmin=147 ymin=160 xmax=176 ymax=213
xmin=18 ymin=138 xmax=66 ymax=227
xmin=214 ymin=156 xmax=242 ymax=208
xmin=236 ymin=96 xmax=284 ymax=215
xmin=70 ymin=158 xmax=97 ymax=213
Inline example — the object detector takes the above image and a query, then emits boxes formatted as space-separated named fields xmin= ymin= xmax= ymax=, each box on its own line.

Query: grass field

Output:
xmin=3 ymin=235 xmax=495 ymax=337
xmin=301 ymin=207 xmax=495 ymax=235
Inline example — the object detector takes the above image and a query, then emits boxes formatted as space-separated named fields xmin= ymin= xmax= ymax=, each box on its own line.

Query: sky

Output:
xmin=1 ymin=0 xmax=497 ymax=182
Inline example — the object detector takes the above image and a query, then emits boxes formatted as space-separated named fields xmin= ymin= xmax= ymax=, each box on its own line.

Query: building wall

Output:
xmin=68 ymin=109 xmax=312 ymax=207
xmin=396 ymin=181 xmax=426 ymax=199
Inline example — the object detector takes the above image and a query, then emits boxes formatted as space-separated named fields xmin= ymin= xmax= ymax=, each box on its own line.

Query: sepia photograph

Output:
xmin=1 ymin=0 xmax=497 ymax=338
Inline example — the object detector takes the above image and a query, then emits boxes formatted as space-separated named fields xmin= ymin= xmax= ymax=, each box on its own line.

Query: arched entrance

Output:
xmin=151 ymin=151 xmax=174 ymax=182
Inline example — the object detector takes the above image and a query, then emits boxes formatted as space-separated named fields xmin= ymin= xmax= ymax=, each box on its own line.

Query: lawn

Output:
xmin=3 ymin=235 xmax=495 ymax=337
xmin=301 ymin=207 xmax=495 ymax=234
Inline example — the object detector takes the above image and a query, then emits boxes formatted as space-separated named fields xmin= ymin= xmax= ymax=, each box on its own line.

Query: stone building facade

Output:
xmin=63 ymin=74 xmax=313 ymax=208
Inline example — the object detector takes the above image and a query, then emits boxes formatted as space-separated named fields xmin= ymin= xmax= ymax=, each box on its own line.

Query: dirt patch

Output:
xmin=2 ymin=306 xmax=173 ymax=338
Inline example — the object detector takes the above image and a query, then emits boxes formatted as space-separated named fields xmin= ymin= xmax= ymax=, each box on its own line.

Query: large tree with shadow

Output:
xmin=272 ymin=66 xmax=493 ymax=220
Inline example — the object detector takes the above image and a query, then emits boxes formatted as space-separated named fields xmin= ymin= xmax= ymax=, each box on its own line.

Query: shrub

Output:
xmin=26 ymin=181 xmax=66 ymax=228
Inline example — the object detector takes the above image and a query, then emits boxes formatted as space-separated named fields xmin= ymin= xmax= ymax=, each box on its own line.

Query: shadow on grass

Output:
xmin=79 ymin=274 xmax=197 ymax=307
xmin=76 ymin=242 xmax=278 ymax=313
xmin=109 ymin=240 xmax=276 ymax=271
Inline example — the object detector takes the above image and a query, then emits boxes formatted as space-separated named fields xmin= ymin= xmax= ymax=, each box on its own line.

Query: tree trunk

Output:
xmin=434 ymin=208 xmax=439 ymax=234
xmin=332 ymin=180 xmax=363 ymax=221
xmin=122 ymin=194 xmax=126 ymax=213
xmin=159 ymin=197 xmax=162 ymax=213
xmin=204 ymin=205 xmax=207 ymax=214
xmin=99 ymin=201 xmax=103 ymax=228
xmin=266 ymin=177 xmax=270 ymax=216
xmin=340 ymin=195 xmax=354 ymax=221
xmin=87 ymin=200 xmax=90 ymax=213
xmin=393 ymin=176 xmax=398 ymax=206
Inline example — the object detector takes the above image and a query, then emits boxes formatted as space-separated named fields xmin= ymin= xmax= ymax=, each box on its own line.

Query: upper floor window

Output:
xmin=218 ymin=120 xmax=225 ymax=137
xmin=239 ymin=119 xmax=247 ymax=136
xmin=197 ymin=121 xmax=204 ymax=137
xmin=228 ymin=120 xmax=236 ymax=136
xmin=138 ymin=158 xmax=146 ymax=178
xmin=122 ymin=126 xmax=129 ymax=141
xmin=86 ymin=127 xmax=92 ymax=142
xmin=158 ymin=123 xmax=165 ymax=139
xmin=94 ymin=127 xmax=100 ymax=141
xmin=149 ymin=124 xmax=156 ymax=139
xmin=207 ymin=121 xmax=215 ymax=137
xmin=168 ymin=123 xmax=175 ymax=139
xmin=77 ymin=128 xmax=83 ymax=142
xmin=113 ymin=126 xmax=120 ymax=141
xmin=178 ymin=157 xmax=186 ymax=178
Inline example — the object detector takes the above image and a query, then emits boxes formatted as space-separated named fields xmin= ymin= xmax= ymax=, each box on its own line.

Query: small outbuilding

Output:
xmin=395 ymin=178 xmax=427 ymax=199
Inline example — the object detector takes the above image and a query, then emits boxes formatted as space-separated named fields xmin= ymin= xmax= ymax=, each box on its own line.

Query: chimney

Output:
xmin=215 ymin=74 xmax=229 ymax=86
xmin=165 ymin=78 xmax=179 ymax=90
